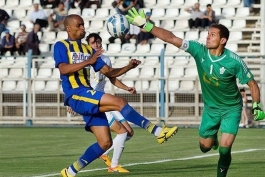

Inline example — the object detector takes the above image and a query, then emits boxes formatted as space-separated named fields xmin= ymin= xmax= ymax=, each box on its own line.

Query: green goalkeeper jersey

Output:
xmin=180 ymin=40 xmax=254 ymax=108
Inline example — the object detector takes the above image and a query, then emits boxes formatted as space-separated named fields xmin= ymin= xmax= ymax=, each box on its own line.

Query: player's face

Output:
xmin=67 ymin=16 xmax=86 ymax=40
xmin=88 ymin=37 xmax=102 ymax=50
xmin=206 ymin=28 xmax=221 ymax=49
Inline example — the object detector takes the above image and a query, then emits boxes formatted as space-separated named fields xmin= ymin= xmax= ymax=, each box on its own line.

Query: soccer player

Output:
xmin=54 ymin=14 xmax=178 ymax=177
xmin=87 ymin=32 xmax=135 ymax=173
xmin=125 ymin=7 xmax=265 ymax=177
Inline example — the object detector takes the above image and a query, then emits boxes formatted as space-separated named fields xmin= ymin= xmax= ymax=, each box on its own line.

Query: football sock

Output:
xmin=120 ymin=103 xmax=159 ymax=136
xmin=68 ymin=142 xmax=105 ymax=176
xmin=217 ymin=146 xmax=231 ymax=177
xmin=111 ymin=132 xmax=127 ymax=168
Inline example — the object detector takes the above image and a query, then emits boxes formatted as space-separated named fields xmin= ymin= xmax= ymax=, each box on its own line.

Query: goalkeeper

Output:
xmin=126 ymin=7 xmax=265 ymax=177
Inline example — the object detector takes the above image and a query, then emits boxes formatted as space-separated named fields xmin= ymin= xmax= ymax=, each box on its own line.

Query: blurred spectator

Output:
xmin=112 ymin=0 xmax=126 ymax=15
xmin=40 ymin=0 xmax=60 ymax=9
xmin=202 ymin=4 xmax=216 ymax=29
xmin=243 ymin=0 xmax=254 ymax=13
xmin=185 ymin=3 xmax=203 ymax=30
xmin=125 ymin=24 xmax=140 ymax=43
xmin=0 ymin=9 xmax=10 ymax=37
xmin=62 ymin=0 xmax=73 ymax=11
xmin=122 ymin=0 xmax=138 ymax=9
xmin=1 ymin=29 xmax=16 ymax=56
xmin=78 ymin=0 xmax=101 ymax=12
xmin=29 ymin=2 xmax=48 ymax=29
xmin=25 ymin=23 xmax=41 ymax=56
xmin=15 ymin=24 xmax=28 ymax=56
xmin=135 ymin=0 xmax=145 ymax=8
xmin=112 ymin=0 xmax=135 ymax=15
xmin=48 ymin=2 xmax=68 ymax=31
xmin=138 ymin=12 xmax=154 ymax=45
xmin=0 ymin=9 xmax=10 ymax=24
xmin=243 ymin=0 xmax=254 ymax=7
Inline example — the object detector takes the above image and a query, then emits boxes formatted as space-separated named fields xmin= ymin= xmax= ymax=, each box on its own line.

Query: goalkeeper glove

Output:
xmin=252 ymin=102 xmax=265 ymax=121
xmin=125 ymin=7 xmax=154 ymax=32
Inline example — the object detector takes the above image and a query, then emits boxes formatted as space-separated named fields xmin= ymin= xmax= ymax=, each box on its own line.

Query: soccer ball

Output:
xmin=106 ymin=14 xmax=130 ymax=38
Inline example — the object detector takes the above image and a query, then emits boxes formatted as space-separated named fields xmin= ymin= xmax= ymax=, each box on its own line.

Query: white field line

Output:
xmin=31 ymin=148 xmax=265 ymax=177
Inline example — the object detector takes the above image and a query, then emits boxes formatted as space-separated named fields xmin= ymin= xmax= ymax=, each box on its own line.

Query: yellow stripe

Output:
xmin=72 ymin=94 xmax=99 ymax=105
xmin=72 ymin=41 xmax=88 ymax=87
xmin=60 ymin=40 xmax=79 ymax=88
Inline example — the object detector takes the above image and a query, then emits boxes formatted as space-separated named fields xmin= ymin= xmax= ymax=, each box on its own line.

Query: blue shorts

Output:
xmin=67 ymin=88 xmax=109 ymax=130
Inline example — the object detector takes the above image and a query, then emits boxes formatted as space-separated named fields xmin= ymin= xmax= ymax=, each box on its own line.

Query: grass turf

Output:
xmin=0 ymin=127 xmax=264 ymax=177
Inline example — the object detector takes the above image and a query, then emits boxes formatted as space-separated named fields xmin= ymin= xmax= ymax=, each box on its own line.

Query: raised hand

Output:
xmin=89 ymin=48 xmax=104 ymax=64
xmin=128 ymin=59 xmax=141 ymax=69
xmin=125 ymin=7 xmax=154 ymax=32
xmin=127 ymin=86 xmax=137 ymax=94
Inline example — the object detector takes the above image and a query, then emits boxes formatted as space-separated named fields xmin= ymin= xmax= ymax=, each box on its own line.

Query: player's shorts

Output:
xmin=199 ymin=105 xmax=242 ymax=138
xmin=67 ymin=87 xmax=108 ymax=131
xmin=105 ymin=111 xmax=126 ymax=127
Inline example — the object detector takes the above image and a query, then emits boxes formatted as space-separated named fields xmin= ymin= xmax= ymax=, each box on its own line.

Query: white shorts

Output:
xmin=105 ymin=111 xmax=126 ymax=127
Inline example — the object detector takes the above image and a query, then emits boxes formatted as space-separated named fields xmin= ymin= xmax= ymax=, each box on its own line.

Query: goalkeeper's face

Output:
xmin=206 ymin=27 xmax=223 ymax=49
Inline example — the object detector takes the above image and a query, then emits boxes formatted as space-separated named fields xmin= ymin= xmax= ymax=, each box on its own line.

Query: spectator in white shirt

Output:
xmin=29 ymin=2 xmax=48 ymax=29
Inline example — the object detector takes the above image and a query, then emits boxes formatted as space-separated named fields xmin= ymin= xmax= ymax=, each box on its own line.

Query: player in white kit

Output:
xmin=86 ymin=33 xmax=135 ymax=173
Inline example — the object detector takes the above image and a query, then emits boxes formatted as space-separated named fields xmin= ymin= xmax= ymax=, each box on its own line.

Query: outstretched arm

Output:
xmin=100 ymin=59 xmax=141 ymax=78
xmin=150 ymin=26 xmax=183 ymax=48
xmin=126 ymin=7 xmax=183 ymax=48
xmin=109 ymin=77 xmax=137 ymax=94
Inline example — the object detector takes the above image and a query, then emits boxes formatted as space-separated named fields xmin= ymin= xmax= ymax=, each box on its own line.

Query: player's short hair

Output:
xmin=86 ymin=33 xmax=102 ymax=43
xmin=206 ymin=4 xmax=211 ymax=7
xmin=210 ymin=23 xmax=229 ymax=46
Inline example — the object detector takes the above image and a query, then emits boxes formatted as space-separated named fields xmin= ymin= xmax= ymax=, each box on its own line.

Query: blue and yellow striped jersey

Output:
xmin=53 ymin=39 xmax=106 ymax=98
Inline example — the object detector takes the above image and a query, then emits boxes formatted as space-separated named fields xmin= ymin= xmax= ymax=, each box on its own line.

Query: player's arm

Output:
xmin=125 ymin=7 xmax=183 ymax=48
xmin=109 ymin=77 xmax=137 ymax=94
xmin=100 ymin=59 xmax=141 ymax=78
xmin=150 ymin=27 xmax=183 ymax=48
xmin=57 ymin=48 xmax=103 ymax=75
xmin=247 ymin=79 xmax=265 ymax=120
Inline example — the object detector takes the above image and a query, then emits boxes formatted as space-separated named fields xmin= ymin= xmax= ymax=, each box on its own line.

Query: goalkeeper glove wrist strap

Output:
xmin=252 ymin=102 xmax=260 ymax=108
xmin=143 ymin=22 xmax=154 ymax=32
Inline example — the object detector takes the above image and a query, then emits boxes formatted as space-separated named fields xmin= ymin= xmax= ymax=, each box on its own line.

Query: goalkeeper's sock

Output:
xmin=217 ymin=146 xmax=231 ymax=177
xmin=120 ymin=103 xmax=160 ymax=136
xmin=68 ymin=142 xmax=105 ymax=176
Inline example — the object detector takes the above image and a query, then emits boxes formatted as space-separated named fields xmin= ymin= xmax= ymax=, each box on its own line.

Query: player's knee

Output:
xmin=126 ymin=129 xmax=134 ymax=139
xmin=118 ymin=97 xmax=128 ymax=108
xmin=99 ymin=139 xmax=113 ymax=151
xmin=199 ymin=143 xmax=211 ymax=153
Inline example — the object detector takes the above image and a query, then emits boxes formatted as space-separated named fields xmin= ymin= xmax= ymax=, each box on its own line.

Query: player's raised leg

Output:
xmin=99 ymin=94 xmax=178 ymax=144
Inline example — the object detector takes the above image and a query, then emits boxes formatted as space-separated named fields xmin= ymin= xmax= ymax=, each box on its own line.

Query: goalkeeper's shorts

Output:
xmin=199 ymin=106 xmax=242 ymax=138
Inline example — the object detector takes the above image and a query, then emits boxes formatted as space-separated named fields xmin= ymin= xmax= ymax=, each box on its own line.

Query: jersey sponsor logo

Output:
xmin=203 ymin=73 xmax=219 ymax=87
xmin=201 ymin=58 xmax=205 ymax=63
xmin=219 ymin=67 xmax=226 ymax=74
xmin=71 ymin=52 xmax=91 ymax=64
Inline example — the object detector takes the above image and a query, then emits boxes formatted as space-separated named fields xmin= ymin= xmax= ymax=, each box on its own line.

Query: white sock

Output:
xmin=111 ymin=132 xmax=127 ymax=168
xmin=154 ymin=127 xmax=162 ymax=137
xmin=67 ymin=167 xmax=76 ymax=176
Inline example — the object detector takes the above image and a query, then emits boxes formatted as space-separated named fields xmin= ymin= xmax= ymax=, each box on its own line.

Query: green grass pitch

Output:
xmin=0 ymin=127 xmax=264 ymax=177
